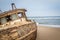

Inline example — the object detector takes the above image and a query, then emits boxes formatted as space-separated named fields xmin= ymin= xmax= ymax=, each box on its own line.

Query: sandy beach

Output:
xmin=36 ymin=24 xmax=60 ymax=40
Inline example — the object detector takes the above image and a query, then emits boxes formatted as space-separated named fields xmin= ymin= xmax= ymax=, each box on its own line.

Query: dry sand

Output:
xmin=36 ymin=25 xmax=60 ymax=40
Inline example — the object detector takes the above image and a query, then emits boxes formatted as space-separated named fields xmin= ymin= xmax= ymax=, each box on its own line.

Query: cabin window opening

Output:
xmin=0 ymin=17 xmax=7 ymax=24
xmin=18 ymin=12 xmax=22 ymax=18
xmin=11 ymin=14 xmax=18 ymax=20
xmin=6 ymin=15 xmax=11 ymax=22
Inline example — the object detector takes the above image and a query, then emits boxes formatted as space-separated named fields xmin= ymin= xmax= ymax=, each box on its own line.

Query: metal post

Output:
xmin=11 ymin=3 xmax=17 ymax=10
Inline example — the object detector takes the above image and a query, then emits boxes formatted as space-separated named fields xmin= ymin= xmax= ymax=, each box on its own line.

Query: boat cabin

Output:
xmin=0 ymin=3 xmax=29 ymax=25
xmin=0 ymin=9 xmax=27 ymax=25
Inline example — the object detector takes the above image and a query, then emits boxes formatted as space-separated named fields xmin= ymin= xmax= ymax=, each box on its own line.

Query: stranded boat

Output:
xmin=0 ymin=3 xmax=37 ymax=40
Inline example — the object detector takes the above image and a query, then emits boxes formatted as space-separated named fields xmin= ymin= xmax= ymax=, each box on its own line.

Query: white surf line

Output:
xmin=36 ymin=22 xmax=60 ymax=28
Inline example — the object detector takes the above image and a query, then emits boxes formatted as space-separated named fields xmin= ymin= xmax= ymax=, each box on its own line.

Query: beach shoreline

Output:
xmin=36 ymin=23 xmax=60 ymax=28
xmin=36 ymin=24 xmax=60 ymax=40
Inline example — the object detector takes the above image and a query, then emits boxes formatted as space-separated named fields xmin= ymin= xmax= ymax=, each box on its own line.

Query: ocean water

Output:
xmin=28 ymin=16 xmax=60 ymax=25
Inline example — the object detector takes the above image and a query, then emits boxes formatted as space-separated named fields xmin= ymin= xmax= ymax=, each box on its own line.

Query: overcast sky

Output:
xmin=0 ymin=0 xmax=60 ymax=16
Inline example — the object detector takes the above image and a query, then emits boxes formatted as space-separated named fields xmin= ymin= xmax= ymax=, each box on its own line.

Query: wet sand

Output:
xmin=36 ymin=25 xmax=60 ymax=40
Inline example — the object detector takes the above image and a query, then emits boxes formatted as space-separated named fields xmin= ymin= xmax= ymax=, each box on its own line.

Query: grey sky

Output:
xmin=0 ymin=0 xmax=60 ymax=16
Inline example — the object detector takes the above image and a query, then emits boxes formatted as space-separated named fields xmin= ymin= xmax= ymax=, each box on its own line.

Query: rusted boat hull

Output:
xmin=0 ymin=22 xmax=37 ymax=40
